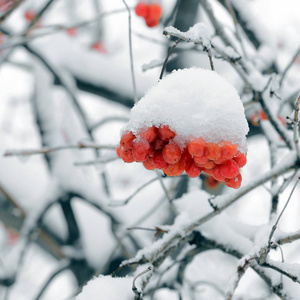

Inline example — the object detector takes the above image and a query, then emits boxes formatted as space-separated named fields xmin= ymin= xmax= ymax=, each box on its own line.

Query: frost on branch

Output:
xmin=117 ymin=68 xmax=249 ymax=188
xmin=163 ymin=22 xmax=211 ymax=49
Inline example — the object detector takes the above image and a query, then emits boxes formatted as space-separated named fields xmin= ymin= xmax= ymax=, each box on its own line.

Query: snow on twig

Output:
xmin=120 ymin=152 xmax=296 ymax=286
xmin=163 ymin=23 xmax=211 ymax=49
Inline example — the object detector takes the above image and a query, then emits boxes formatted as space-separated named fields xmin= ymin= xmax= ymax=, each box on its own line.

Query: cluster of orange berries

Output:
xmin=135 ymin=2 xmax=162 ymax=28
xmin=117 ymin=125 xmax=247 ymax=189
xmin=250 ymin=110 xmax=285 ymax=127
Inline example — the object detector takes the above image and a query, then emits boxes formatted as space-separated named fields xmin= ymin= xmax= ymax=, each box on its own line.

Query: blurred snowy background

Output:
xmin=0 ymin=0 xmax=300 ymax=299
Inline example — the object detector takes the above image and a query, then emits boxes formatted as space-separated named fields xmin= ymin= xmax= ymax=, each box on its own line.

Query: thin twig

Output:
xmin=0 ymin=183 xmax=26 ymax=218
xmin=74 ymin=156 xmax=118 ymax=166
xmin=155 ymin=170 xmax=174 ymax=208
xmin=132 ymin=266 xmax=152 ymax=299
xmin=159 ymin=38 xmax=182 ymax=80
xmin=263 ymin=261 xmax=300 ymax=284
xmin=207 ymin=47 xmax=215 ymax=71
xmin=0 ymin=8 xmax=128 ymax=51
xmin=24 ymin=0 xmax=56 ymax=35
xmin=224 ymin=257 xmax=256 ymax=300
xmin=277 ymin=230 xmax=300 ymax=245
xmin=4 ymin=142 xmax=116 ymax=157
xmin=109 ymin=177 xmax=158 ymax=206
xmin=91 ymin=116 xmax=129 ymax=131
xmin=123 ymin=0 xmax=137 ymax=103
xmin=200 ymin=0 xmax=237 ymax=51
xmin=268 ymin=177 xmax=300 ymax=245
xmin=35 ymin=261 xmax=71 ymax=300
xmin=280 ymin=46 xmax=300 ymax=86
xmin=292 ymin=93 xmax=300 ymax=158
xmin=224 ymin=0 xmax=247 ymax=59
xmin=127 ymin=227 xmax=157 ymax=232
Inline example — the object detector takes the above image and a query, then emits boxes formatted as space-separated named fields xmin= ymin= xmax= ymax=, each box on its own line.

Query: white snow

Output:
xmin=76 ymin=275 xmax=134 ymax=300
xmin=164 ymin=23 xmax=211 ymax=49
xmin=123 ymin=68 xmax=249 ymax=152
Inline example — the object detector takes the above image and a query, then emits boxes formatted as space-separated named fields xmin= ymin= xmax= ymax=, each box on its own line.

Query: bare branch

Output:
xmin=268 ymin=177 xmax=300 ymax=245
xmin=280 ymin=46 xmax=300 ymax=86
xmin=123 ymin=0 xmax=138 ymax=103
xmin=159 ymin=38 xmax=182 ymax=80
xmin=109 ymin=177 xmax=158 ymax=206
xmin=4 ymin=142 xmax=116 ymax=157
xmin=132 ymin=266 xmax=152 ymax=299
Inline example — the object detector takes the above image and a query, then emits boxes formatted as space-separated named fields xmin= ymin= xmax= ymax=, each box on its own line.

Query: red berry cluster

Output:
xmin=117 ymin=125 xmax=247 ymax=189
xmin=135 ymin=2 xmax=162 ymax=28
xmin=250 ymin=110 xmax=285 ymax=127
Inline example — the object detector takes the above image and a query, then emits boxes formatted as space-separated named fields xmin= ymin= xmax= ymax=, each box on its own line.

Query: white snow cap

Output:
xmin=123 ymin=68 xmax=249 ymax=152
xmin=76 ymin=275 xmax=133 ymax=300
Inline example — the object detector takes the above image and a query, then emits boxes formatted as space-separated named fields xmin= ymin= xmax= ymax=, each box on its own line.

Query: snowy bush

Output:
xmin=1 ymin=0 xmax=300 ymax=299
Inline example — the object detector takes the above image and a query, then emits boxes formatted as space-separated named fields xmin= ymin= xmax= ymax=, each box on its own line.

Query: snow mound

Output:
xmin=123 ymin=68 xmax=249 ymax=152
xmin=76 ymin=275 xmax=133 ymax=300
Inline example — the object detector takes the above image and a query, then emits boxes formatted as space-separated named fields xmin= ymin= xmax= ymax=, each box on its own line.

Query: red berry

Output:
xmin=214 ymin=157 xmax=228 ymax=165
xmin=140 ymin=126 xmax=157 ymax=143
xmin=132 ymin=139 xmax=151 ymax=162
xmin=220 ymin=160 xmax=240 ymax=178
xmin=225 ymin=174 xmax=242 ymax=189
xmin=188 ymin=137 xmax=206 ymax=157
xmin=66 ymin=28 xmax=77 ymax=37
xmin=234 ymin=151 xmax=247 ymax=168
xmin=120 ymin=131 xmax=135 ymax=149
xmin=151 ymin=151 xmax=168 ymax=169
xmin=203 ymin=160 xmax=216 ymax=170
xmin=135 ymin=3 xmax=149 ymax=17
xmin=158 ymin=125 xmax=176 ymax=141
xmin=164 ymin=159 xmax=185 ymax=176
xmin=120 ymin=148 xmax=135 ymax=163
xmin=116 ymin=145 xmax=122 ymax=158
xmin=143 ymin=158 xmax=156 ymax=170
xmin=162 ymin=143 xmax=181 ymax=164
xmin=212 ymin=166 xmax=225 ymax=181
xmin=152 ymin=138 xmax=166 ymax=150
xmin=145 ymin=17 xmax=159 ymax=27
xmin=181 ymin=147 xmax=192 ymax=165
xmin=220 ymin=141 xmax=238 ymax=160
xmin=205 ymin=143 xmax=221 ymax=161
xmin=185 ymin=160 xmax=202 ymax=178
xmin=148 ymin=4 xmax=162 ymax=19
xmin=193 ymin=155 xmax=208 ymax=165
xmin=260 ymin=111 xmax=268 ymax=120
xmin=205 ymin=175 xmax=219 ymax=189
xmin=203 ymin=168 xmax=213 ymax=175
xmin=24 ymin=8 xmax=35 ymax=22
xmin=250 ymin=112 xmax=259 ymax=126
xmin=91 ymin=40 xmax=107 ymax=53
xmin=147 ymin=145 xmax=155 ymax=157
xmin=278 ymin=115 xmax=286 ymax=126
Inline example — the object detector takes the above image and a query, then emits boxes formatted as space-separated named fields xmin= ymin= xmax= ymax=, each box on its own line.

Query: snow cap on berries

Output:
xmin=123 ymin=68 xmax=248 ymax=153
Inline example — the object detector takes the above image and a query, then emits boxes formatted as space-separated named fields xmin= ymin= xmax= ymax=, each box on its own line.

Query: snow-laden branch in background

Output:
xmin=118 ymin=152 xmax=296 ymax=291
xmin=4 ymin=141 xmax=116 ymax=157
